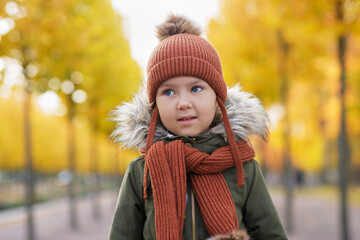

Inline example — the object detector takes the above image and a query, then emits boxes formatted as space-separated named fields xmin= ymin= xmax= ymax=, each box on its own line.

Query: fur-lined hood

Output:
xmin=110 ymin=85 xmax=269 ymax=149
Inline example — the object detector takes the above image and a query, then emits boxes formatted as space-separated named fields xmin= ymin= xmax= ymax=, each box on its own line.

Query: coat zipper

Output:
xmin=191 ymin=189 xmax=196 ymax=240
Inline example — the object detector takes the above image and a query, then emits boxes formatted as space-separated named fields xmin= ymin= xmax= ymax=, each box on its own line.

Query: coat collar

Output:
xmin=110 ymin=85 xmax=269 ymax=149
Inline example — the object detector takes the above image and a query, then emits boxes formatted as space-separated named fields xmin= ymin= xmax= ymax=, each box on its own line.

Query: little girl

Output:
xmin=109 ymin=14 xmax=287 ymax=240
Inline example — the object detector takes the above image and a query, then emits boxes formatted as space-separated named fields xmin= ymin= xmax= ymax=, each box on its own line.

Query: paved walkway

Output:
xmin=0 ymin=189 xmax=359 ymax=240
xmin=272 ymin=192 xmax=360 ymax=240
xmin=0 ymin=191 xmax=118 ymax=240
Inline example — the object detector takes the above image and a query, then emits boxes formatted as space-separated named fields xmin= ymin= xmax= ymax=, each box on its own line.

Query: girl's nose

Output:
xmin=177 ymin=95 xmax=192 ymax=110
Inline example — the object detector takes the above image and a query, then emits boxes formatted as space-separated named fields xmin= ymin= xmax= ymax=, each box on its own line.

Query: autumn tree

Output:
xmin=0 ymin=0 xmax=141 ymax=237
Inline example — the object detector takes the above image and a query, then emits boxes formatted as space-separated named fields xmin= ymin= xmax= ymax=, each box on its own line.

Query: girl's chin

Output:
xmin=169 ymin=129 xmax=208 ymax=137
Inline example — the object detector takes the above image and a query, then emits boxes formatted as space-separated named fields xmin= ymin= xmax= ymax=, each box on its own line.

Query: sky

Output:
xmin=111 ymin=0 xmax=220 ymax=71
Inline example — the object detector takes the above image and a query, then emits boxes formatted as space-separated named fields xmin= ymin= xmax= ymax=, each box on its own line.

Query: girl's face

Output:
xmin=155 ymin=76 xmax=217 ymax=136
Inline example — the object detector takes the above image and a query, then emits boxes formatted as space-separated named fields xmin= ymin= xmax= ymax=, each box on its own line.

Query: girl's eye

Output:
xmin=191 ymin=86 xmax=203 ymax=93
xmin=163 ymin=89 xmax=174 ymax=96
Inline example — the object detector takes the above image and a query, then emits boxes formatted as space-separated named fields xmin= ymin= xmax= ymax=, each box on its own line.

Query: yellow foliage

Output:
xmin=0 ymin=91 xmax=24 ymax=170
xmin=32 ymin=95 xmax=67 ymax=172
xmin=0 ymin=90 xmax=135 ymax=174
xmin=209 ymin=0 xmax=360 ymax=174
xmin=0 ymin=0 xmax=142 ymax=175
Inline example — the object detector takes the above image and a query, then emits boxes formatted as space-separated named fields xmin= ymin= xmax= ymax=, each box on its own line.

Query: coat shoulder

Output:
xmin=126 ymin=156 xmax=145 ymax=181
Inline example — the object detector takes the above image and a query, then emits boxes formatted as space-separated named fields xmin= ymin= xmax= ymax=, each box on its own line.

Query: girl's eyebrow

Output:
xmin=191 ymin=80 xmax=205 ymax=86
xmin=158 ymin=83 xmax=173 ymax=89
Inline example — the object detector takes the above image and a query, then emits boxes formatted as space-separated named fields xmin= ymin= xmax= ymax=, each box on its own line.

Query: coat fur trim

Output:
xmin=110 ymin=85 xmax=269 ymax=150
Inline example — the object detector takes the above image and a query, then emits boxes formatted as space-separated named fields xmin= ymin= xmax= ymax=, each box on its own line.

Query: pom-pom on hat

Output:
xmin=145 ymin=14 xmax=247 ymax=187
xmin=146 ymin=14 xmax=227 ymax=103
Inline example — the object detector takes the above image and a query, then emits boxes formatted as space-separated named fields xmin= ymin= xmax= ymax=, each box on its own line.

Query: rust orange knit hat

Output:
xmin=145 ymin=14 xmax=246 ymax=187
xmin=146 ymin=14 xmax=227 ymax=103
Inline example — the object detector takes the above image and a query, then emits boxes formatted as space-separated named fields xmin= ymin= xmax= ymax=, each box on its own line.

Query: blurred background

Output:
xmin=0 ymin=0 xmax=359 ymax=240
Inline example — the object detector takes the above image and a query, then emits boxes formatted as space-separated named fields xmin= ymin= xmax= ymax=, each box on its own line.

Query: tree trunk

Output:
xmin=335 ymin=1 xmax=351 ymax=239
xmin=67 ymin=96 xmax=78 ymax=230
xmin=24 ymin=88 xmax=35 ymax=240
xmin=277 ymin=30 xmax=295 ymax=234
xmin=318 ymin=89 xmax=331 ymax=184
xmin=90 ymin=132 xmax=101 ymax=221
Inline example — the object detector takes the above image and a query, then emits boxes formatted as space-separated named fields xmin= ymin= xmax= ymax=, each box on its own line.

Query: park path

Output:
xmin=0 ymin=191 xmax=117 ymax=240
xmin=0 ymin=189 xmax=359 ymax=240
xmin=272 ymin=192 xmax=360 ymax=240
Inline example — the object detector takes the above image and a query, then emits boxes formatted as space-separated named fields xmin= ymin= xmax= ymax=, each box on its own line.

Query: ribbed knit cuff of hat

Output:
xmin=147 ymin=55 xmax=226 ymax=103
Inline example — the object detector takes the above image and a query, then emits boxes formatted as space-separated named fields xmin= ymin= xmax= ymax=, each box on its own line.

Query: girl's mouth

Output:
xmin=178 ymin=116 xmax=197 ymax=124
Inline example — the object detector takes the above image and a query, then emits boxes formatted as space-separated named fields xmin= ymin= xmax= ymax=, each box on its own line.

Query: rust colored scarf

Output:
xmin=143 ymin=139 xmax=255 ymax=239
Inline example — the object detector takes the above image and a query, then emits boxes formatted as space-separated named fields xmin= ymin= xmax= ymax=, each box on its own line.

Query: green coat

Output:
xmin=108 ymin=134 xmax=287 ymax=240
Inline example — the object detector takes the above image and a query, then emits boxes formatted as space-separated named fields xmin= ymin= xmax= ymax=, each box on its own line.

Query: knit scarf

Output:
xmin=143 ymin=139 xmax=255 ymax=239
